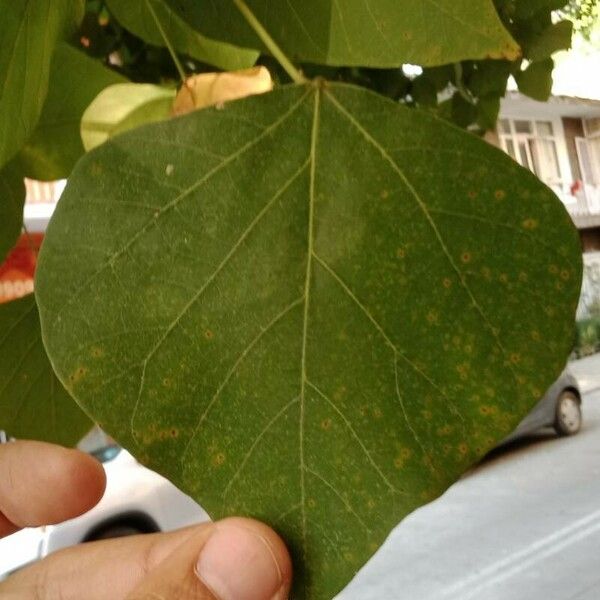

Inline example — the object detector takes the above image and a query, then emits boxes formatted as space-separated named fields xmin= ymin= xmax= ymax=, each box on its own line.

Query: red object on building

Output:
xmin=0 ymin=234 xmax=44 ymax=304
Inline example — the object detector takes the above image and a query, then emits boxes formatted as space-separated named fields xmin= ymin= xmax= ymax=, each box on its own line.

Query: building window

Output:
xmin=578 ymin=118 xmax=600 ymax=185
xmin=498 ymin=119 xmax=563 ymax=185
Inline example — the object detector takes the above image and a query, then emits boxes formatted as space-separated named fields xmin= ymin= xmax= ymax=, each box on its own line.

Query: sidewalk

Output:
xmin=569 ymin=352 xmax=600 ymax=394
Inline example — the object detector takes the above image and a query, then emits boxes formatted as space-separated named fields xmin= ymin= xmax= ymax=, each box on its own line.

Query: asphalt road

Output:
xmin=339 ymin=353 xmax=600 ymax=600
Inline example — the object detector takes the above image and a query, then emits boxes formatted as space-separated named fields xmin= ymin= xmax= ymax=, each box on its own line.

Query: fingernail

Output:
xmin=195 ymin=524 xmax=283 ymax=600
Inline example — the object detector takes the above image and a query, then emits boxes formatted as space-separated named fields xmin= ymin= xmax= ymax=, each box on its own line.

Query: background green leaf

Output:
xmin=513 ymin=0 xmax=570 ymax=20
xmin=0 ymin=0 xmax=82 ymax=169
xmin=0 ymin=295 xmax=92 ymax=447
xmin=105 ymin=0 xmax=259 ymax=72
xmin=0 ymin=161 xmax=26 ymax=263
xmin=81 ymin=83 xmax=176 ymax=152
xmin=515 ymin=58 xmax=555 ymax=101
xmin=163 ymin=0 xmax=520 ymax=67
xmin=16 ymin=43 xmax=127 ymax=181
xmin=523 ymin=21 xmax=573 ymax=60
xmin=36 ymin=83 xmax=581 ymax=599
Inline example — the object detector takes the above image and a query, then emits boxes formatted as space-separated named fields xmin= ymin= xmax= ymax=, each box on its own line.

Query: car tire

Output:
xmin=554 ymin=391 xmax=582 ymax=436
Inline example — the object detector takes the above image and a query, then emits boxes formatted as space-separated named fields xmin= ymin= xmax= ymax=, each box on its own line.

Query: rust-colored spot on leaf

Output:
xmin=212 ymin=452 xmax=226 ymax=467
xmin=69 ymin=366 xmax=88 ymax=385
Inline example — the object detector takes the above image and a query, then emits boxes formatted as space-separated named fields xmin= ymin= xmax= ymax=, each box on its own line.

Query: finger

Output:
xmin=0 ymin=441 xmax=106 ymax=537
xmin=0 ymin=518 xmax=292 ymax=600
xmin=127 ymin=517 xmax=292 ymax=600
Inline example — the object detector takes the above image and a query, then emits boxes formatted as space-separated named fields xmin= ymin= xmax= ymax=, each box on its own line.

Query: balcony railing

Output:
xmin=557 ymin=183 xmax=600 ymax=229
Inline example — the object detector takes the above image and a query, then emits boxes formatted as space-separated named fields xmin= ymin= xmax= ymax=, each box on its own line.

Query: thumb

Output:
xmin=126 ymin=517 xmax=292 ymax=600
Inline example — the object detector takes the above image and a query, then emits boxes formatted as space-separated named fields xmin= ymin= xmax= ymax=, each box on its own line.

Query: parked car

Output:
xmin=502 ymin=369 xmax=582 ymax=444
xmin=0 ymin=444 xmax=208 ymax=580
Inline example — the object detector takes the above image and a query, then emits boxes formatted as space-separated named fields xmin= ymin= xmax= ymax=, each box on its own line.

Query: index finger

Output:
xmin=0 ymin=440 xmax=106 ymax=537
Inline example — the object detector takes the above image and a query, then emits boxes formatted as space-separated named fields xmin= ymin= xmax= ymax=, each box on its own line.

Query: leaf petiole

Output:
xmin=145 ymin=0 xmax=187 ymax=82
xmin=232 ymin=0 xmax=307 ymax=84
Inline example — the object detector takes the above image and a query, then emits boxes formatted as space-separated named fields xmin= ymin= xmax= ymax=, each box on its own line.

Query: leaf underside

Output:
xmin=105 ymin=0 xmax=259 ymax=71
xmin=36 ymin=83 xmax=581 ymax=599
xmin=166 ymin=0 xmax=520 ymax=66
xmin=0 ymin=295 xmax=91 ymax=447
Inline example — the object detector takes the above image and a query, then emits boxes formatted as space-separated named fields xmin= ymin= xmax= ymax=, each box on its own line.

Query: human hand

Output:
xmin=0 ymin=440 xmax=292 ymax=599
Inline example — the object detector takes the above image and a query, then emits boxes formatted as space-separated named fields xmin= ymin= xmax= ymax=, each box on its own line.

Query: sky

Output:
xmin=553 ymin=24 xmax=600 ymax=100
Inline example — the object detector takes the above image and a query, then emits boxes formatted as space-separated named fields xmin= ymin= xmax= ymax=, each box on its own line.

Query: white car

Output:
xmin=0 ymin=444 xmax=209 ymax=579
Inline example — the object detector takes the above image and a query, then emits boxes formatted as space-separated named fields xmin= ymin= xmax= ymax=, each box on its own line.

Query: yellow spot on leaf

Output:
xmin=212 ymin=452 xmax=226 ymax=467
xmin=522 ymin=218 xmax=538 ymax=230
xmin=321 ymin=418 xmax=332 ymax=431
xmin=426 ymin=310 xmax=439 ymax=325
xmin=69 ymin=366 xmax=88 ymax=385
xmin=437 ymin=424 xmax=453 ymax=436
xmin=495 ymin=190 xmax=506 ymax=200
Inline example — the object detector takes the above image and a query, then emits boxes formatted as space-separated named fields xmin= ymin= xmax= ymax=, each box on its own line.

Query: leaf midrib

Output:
xmin=298 ymin=84 xmax=321 ymax=567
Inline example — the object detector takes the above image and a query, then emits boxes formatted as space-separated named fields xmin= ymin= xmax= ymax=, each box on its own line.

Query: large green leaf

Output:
xmin=105 ymin=0 xmax=259 ymax=71
xmin=36 ymin=83 xmax=581 ymax=599
xmin=0 ymin=161 xmax=25 ymax=263
xmin=81 ymin=83 xmax=176 ymax=152
xmin=0 ymin=295 xmax=92 ymax=447
xmin=17 ymin=44 xmax=127 ymax=181
xmin=0 ymin=0 xmax=81 ymax=169
xmin=164 ymin=0 xmax=520 ymax=67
